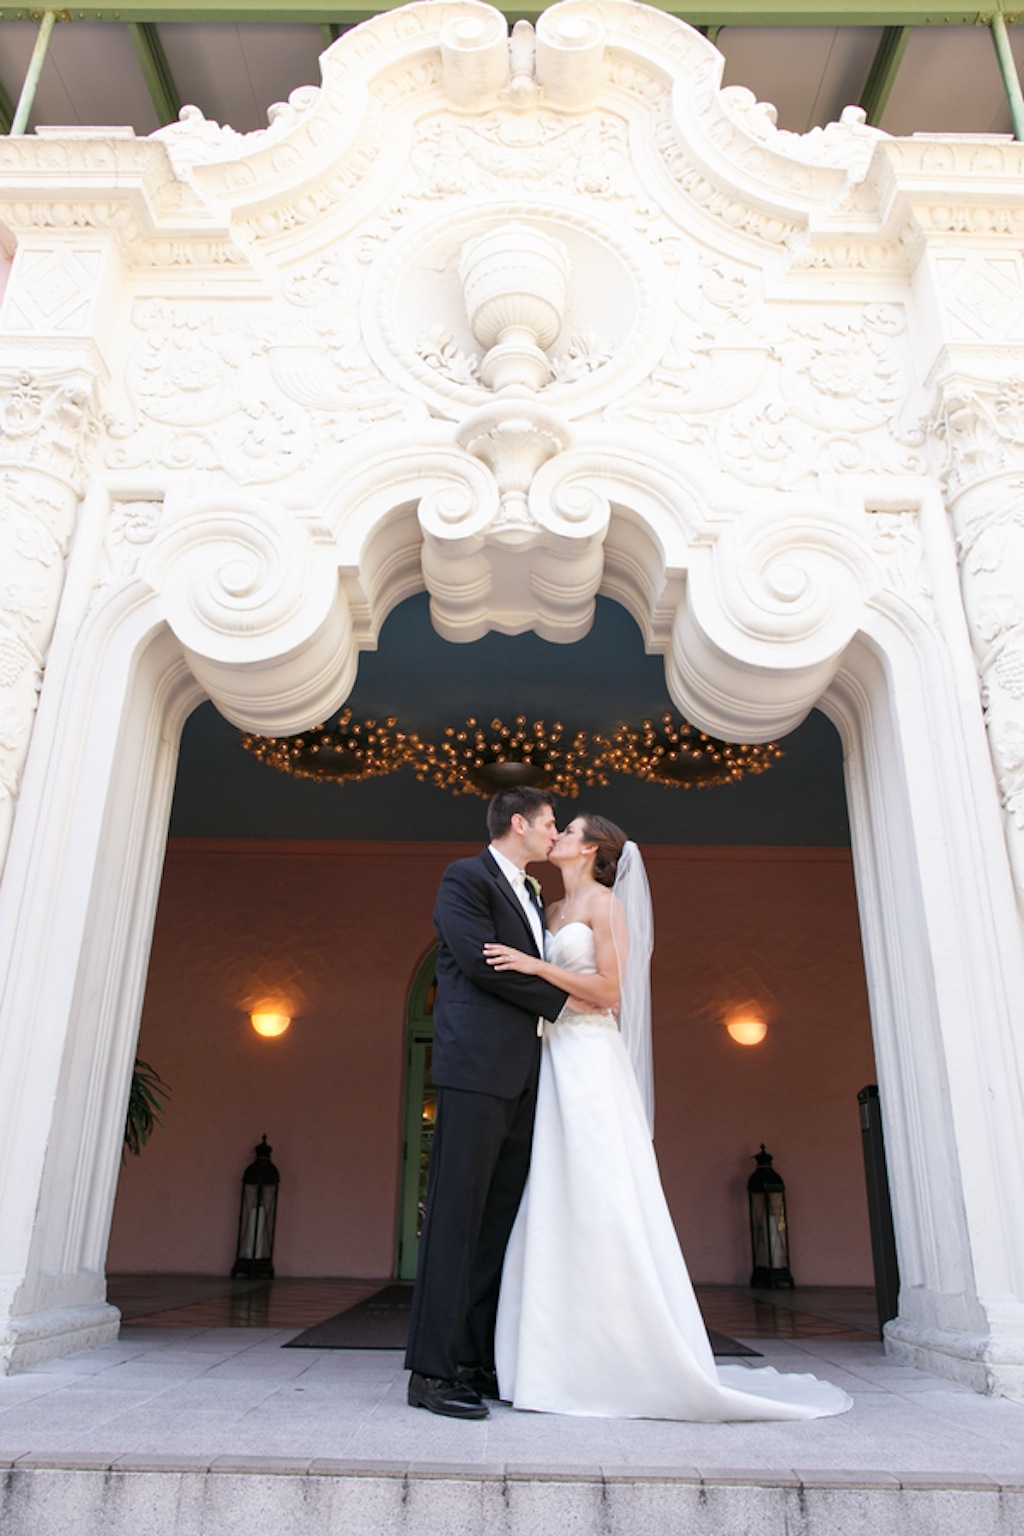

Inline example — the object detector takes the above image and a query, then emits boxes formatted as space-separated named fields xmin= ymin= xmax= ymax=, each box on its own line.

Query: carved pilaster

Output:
xmin=0 ymin=367 xmax=102 ymax=870
xmin=932 ymin=373 xmax=1024 ymax=908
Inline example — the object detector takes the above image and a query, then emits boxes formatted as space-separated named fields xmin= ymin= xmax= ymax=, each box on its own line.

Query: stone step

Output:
xmin=3 ymin=1458 xmax=1023 ymax=1535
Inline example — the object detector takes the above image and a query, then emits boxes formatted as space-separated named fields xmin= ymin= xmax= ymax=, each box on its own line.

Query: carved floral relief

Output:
xmin=607 ymin=257 xmax=924 ymax=488
xmin=933 ymin=376 xmax=1024 ymax=893
xmin=107 ymin=297 xmax=429 ymax=487
xmin=0 ymin=369 xmax=102 ymax=867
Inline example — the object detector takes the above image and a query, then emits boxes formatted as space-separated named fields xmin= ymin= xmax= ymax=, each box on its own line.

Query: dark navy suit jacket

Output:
xmin=431 ymin=850 xmax=568 ymax=1098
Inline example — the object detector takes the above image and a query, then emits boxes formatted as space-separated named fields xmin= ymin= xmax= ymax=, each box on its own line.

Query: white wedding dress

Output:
xmin=494 ymin=923 xmax=853 ymax=1421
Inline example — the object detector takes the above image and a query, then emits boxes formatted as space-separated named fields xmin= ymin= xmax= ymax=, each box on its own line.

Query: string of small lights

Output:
xmin=595 ymin=713 xmax=785 ymax=788
xmin=240 ymin=711 xmax=783 ymax=793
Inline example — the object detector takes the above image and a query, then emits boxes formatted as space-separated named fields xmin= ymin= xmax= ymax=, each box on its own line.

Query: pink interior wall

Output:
xmin=108 ymin=840 xmax=876 ymax=1285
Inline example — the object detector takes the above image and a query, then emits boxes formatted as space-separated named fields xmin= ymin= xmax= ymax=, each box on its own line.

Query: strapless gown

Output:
xmin=494 ymin=923 xmax=852 ymax=1421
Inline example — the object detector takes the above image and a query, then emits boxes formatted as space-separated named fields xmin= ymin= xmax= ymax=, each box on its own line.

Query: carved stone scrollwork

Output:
xmin=535 ymin=10 xmax=606 ymax=108
xmin=456 ymin=400 xmax=571 ymax=536
xmin=420 ymin=218 xmax=595 ymax=636
xmin=668 ymin=502 xmax=876 ymax=739
xmin=140 ymin=495 xmax=355 ymax=734
xmin=439 ymin=10 xmax=510 ymax=106
xmin=0 ymin=366 xmax=102 ymax=873
xmin=933 ymin=374 xmax=1024 ymax=906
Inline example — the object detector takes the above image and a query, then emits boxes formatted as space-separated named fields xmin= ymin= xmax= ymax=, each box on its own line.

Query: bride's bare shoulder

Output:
xmin=586 ymin=884 xmax=616 ymax=923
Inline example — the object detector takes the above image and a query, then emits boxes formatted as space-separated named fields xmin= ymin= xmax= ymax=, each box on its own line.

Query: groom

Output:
xmin=405 ymin=786 xmax=569 ymax=1419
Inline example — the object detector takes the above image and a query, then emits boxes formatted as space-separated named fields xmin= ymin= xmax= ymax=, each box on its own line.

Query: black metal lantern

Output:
xmin=231 ymin=1134 xmax=279 ymax=1279
xmin=748 ymin=1144 xmax=794 ymax=1288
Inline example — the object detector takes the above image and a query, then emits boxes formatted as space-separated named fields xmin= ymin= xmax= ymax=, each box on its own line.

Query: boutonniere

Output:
xmin=526 ymin=875 xmax=543 ymax=903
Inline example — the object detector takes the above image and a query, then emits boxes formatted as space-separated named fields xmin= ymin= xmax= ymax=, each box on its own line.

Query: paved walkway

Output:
xmin=3 ymin=1325 xmax=1024 ymax=1534
xmin=2 ymin=1323 xmax=1022 ymax=1479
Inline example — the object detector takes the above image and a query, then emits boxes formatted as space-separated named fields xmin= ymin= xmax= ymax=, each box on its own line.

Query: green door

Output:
xmin=397 ymin=949 xmax=437 ymax=1280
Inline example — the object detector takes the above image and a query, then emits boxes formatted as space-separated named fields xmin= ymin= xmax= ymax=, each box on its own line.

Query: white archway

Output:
xmin=0 ymin=0 xmax=1023 ymax=1397
xmin=0 ymin=454 xmax=1022 ymax=1394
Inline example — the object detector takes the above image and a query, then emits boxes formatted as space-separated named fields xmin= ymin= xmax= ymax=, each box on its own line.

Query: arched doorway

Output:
xmin=2 ymin=491 xmax=1023 ymax=1395
xmin=397 ymin=946 xmax=438 ymax=1281
xmin=105 ymin=592 xmax=871 ymax=1297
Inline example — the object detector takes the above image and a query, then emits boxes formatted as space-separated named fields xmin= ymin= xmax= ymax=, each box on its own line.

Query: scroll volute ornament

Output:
xmin=668 ymin=503 xmax=878 ymax=740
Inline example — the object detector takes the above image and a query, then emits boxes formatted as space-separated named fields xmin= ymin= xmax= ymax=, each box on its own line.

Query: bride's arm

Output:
xmin=483 ymin=895 xmax=624 ymax=1011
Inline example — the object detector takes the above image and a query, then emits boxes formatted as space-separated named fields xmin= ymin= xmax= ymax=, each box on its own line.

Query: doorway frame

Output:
xmin=396 ymin=946 xmax=438 ymax=1281
xmin=1 ymin=483 xmax=1023 ymax=1395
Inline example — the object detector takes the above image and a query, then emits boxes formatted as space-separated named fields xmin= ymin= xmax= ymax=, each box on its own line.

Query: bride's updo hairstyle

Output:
xmin=579 ymin=814 xmax=628 ymax=888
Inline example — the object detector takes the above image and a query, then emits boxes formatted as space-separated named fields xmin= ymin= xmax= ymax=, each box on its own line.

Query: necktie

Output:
xmin=512 ymin=870 xmax=542 ymax=948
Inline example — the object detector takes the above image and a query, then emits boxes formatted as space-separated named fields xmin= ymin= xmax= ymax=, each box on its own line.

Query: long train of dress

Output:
xmin=494 ymin=923 xmax=853 ymax=1421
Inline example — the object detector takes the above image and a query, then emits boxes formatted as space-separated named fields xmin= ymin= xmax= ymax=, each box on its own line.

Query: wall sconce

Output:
xmin=251 ymin=1011 xmax=291 ymax=1038
xmin=726 ymin=1015 xmax=768 ymax=1046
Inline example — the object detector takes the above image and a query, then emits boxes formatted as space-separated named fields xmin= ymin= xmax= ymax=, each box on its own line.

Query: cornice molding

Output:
xmin=0 ymin=3 xmax=1022 ymax=282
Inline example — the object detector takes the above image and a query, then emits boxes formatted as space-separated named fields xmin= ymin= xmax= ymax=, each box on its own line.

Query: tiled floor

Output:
xmin=108 ymin=1274 xmax=880 ymax=1341
xmin=110 ymin=1275 xmax=384 ymax=1329
xmin=2 ymin=1324 xmax=1023 ymax=1481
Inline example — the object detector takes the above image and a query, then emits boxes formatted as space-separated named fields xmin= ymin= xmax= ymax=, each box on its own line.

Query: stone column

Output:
xmin=932 ymin=371 xmax=1024 ymax=915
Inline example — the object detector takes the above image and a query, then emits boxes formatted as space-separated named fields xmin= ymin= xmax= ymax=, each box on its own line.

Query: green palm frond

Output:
xmin=123 ymin=1058 xmax=171 ymax=1160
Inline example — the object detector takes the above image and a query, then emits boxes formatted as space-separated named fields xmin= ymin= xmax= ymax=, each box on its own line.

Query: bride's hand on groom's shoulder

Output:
xmin=483 ymin=942 xmax=538 ymax=975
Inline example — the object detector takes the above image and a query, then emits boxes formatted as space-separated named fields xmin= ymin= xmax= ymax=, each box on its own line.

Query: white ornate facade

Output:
xmin=0 ymin=0 xmax=1023 ymax=1396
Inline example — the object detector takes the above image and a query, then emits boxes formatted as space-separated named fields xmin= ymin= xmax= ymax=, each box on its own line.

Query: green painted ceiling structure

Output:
xmin=0 ymin=0 xmax=1022 ymax=139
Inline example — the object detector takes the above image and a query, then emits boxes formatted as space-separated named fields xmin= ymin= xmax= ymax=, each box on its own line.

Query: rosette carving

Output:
xmin=141 ymin=496 xmax=354 ymax=734
xmin=668 ymin=503 xmax=876 ymax=738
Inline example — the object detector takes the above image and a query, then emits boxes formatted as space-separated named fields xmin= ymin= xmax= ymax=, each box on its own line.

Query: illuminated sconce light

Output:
xmin=251 ymin=1011 xmax=291 ymax=1038
xmin=726 ymin=1015 xmax=768 ymax=1046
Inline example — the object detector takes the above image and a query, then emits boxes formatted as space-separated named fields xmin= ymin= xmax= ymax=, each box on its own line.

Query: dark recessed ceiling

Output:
xmin=170 ymin=593 xmax=850 ymax=846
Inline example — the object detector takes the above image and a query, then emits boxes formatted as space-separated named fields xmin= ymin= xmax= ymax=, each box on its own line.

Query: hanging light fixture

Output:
xmin=239 ymin=708 xmax=418 ymax=783
xmin=596 ymin=713 xmax=784 ymax=789
xmin=413 ymin=716 xmax=608 ymax=800
xmin=239 ymin=710 xmax=782 ymax=795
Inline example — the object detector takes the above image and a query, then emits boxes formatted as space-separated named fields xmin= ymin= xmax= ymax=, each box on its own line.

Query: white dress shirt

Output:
xmin=488 ymin=843 xmax=545 ymax=955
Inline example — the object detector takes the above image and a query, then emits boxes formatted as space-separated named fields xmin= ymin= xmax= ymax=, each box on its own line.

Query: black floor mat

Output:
xmin=283 ymin=1283 xmax=759 ymax=1356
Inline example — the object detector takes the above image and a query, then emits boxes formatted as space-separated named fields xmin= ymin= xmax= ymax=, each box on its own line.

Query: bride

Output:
xmin=483 ymin=813 xmax=852 ymax=1422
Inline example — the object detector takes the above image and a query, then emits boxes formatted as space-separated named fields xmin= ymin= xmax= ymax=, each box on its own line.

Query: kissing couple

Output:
xmin=404 ymin=786 xmax=851 ymax=1422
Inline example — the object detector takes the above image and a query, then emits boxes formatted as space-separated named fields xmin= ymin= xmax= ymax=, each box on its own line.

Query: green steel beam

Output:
xmin=991 ymin=11 xmax=1024 ymax=139
xmin=10 ymin=8 xmax=59 ymax=134
xmin=0 ymin=72 xmax=13 ymax=133
xmin=859 ymin=23 xmax=912 ymax=123
xmin=128 ymin=19 xmax=180 ymax=123
xmin=0 ymin=1 xmax=1019 ymax=25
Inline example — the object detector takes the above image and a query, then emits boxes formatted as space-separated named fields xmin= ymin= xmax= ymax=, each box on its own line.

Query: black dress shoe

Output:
xmin=407 ymin=1372 xmax=489 ymax=1419
xmin=458 ymin=1366 xmax=501 ymax=1401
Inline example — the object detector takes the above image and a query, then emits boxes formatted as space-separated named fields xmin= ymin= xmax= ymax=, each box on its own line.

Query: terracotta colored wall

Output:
xmin=108 ymin=840 xmax=876 ymax=1284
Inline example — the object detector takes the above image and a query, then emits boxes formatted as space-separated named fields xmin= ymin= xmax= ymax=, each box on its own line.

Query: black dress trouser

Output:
xmin=404 ymin=1056 xmax=540 ymax=1381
